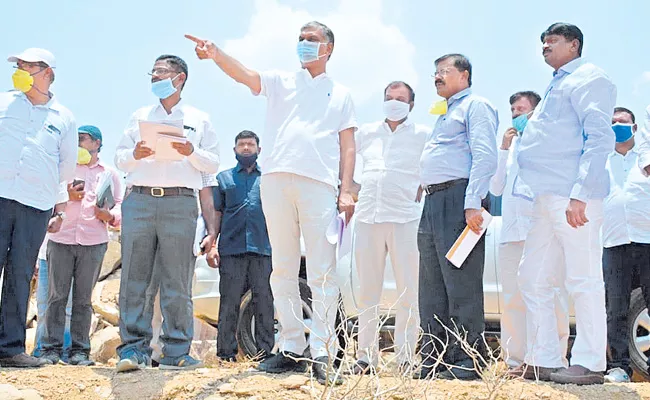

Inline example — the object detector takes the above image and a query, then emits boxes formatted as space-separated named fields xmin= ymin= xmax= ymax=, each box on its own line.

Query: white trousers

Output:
xmin=355 ymin=220 xmax=420 ymax=366
xmin=260 ymin=173 xmax=338 ymax=359
xmin=518 ymin=195 xmax=606 ymax=371
xmin=499 ymin=240 xmax=569 ymax=368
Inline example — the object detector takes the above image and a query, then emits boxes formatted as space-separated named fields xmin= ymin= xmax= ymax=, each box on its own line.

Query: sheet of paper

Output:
xmin=95 ymin=171 xmax=115 ymax=209
xmin=155 ymin=134 xmax=188 ymax=161
xmin=193 ymin=215 xmax=207 ymax=257
xmin=326 ymin=212 xmax=354 ymax=259
xmin=138 ymin=120 xmax=184 ymax=153
xmin=445 ymin=209 xmax=493 ymax=268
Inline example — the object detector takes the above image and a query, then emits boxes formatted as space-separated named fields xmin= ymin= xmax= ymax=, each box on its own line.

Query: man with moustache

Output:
xmin=417 ymin=54 xmax=498 ymax=380
xmin=513 ymin=23 xmax=616 ymax=385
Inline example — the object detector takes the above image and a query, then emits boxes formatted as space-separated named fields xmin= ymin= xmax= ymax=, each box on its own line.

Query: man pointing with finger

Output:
xmin=114 ymin=54 xmax=219 ymax=372
xmin=187 ymin=21 xmax=357 ymax=385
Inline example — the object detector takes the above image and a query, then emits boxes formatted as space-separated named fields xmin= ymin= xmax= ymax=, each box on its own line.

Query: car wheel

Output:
xmin=236 ymin=278 xmax=313 ymax=358
xmin=629 ymin=288 xmax=650 ymax=380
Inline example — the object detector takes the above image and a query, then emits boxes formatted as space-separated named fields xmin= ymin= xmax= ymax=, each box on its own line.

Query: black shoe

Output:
xmin=0 ymin=353 xmax=51 ymax=368
xmin=439 ymin=363 xmax=480 ymax=381
xmin=413 ymin=366 xmax=435 ymax=380
xmin=351 ymin=360 xmax=372 ymax=375
xmin=68 ymin=352 xmax=95 ymax=366
xmin=40 ymin=350 xmax=61 ymax=365
xmin=258 ymin=351 xmax=307 ymax=373
xmin=219 ymin=355 xmax=237 ymax=363
xmin=312 ymin=356 xmax=344 ymax=385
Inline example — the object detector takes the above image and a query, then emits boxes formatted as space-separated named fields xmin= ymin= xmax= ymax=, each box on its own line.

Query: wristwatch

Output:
xmin=54 ymin=211 xmax=66 ymax=220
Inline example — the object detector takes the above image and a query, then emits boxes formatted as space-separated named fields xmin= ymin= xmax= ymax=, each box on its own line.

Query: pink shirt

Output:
xmin=49 ymin=160 xmax=123 ymax=246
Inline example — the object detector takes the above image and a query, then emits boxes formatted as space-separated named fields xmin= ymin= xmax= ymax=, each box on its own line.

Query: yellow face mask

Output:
xmin=429 ymin=100 xmax=448 ymax=115
xmin=77 ymin=147 xmax=92 ymax=165
xmin=12 ymin=69 xmax=34 ymax=93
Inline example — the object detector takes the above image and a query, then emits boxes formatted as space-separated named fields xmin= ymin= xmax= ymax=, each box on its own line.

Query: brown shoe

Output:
xmin=550 ymin=365 xmax=604 ymax=385
xmin=508 ymin=363 xmax=564 ymax=381
xmin=0 ymin=353 xmax=51 ymax=368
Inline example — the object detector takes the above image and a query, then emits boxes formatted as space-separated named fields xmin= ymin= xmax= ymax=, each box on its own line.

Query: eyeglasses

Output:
xmin=431 ymin=68 xmax=455 ymax=78
xmin=148 ymin=68 xmax=176 ymax=77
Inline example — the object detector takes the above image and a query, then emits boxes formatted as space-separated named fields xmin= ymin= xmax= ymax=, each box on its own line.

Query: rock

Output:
xmin=91 ymin=281 xmax=119 ymax=326
xmin=24 ymin=327 xmax=37 ymax=356
xmin=0 ymin=384 xmax=43 ymax=400
xmin=218 ymin=383 xmax=234 ymax=393
xmin=280 ymin=374 xmax=309 ymax=389
xmin=190 ymin=340 xmax=218 ymax=366
xmin=98 ymin=240 xmax=121 ymax=281
xmin=90 ymin=326 xmax=121 ymax=363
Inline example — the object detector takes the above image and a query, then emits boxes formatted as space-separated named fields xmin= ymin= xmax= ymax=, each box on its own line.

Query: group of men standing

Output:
xmin=1 ymin=18 xmax=649 ymax=389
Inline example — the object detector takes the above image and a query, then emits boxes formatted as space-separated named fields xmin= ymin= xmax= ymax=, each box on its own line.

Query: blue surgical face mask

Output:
xmin=151 ymin=74 xmax=179 ymax=99
xmin=612 ymin=123 xmax=634 ymax=143
xmin=512 ymin=113 xmax=529 ymax=133
xmin=297 ymin=40 xmax=326 ymax=64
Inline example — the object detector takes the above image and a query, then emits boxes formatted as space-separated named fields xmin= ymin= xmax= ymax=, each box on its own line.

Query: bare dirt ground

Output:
xmin=2 ymin=363 xmax=650 ymax=400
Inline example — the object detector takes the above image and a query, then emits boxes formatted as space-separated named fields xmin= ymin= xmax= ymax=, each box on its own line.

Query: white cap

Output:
xmin=7 ymin=48 xmax=56 ymax=69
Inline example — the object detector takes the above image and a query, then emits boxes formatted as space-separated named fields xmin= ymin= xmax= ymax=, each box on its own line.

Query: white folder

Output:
xmin=445 ymin=208 xmax=493 ymax=268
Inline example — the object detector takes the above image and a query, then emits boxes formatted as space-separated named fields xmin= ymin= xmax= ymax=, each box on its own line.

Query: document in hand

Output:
xmin=326 ymin=211 xmax=354 ymax=259
xmin=445 ymin=208 xmax=493 ymax=268
xmin=155 ymin=134 xmax=188 ymax=161
xmin=138 ymin=120 xmax=186 ymax=161
xmin=96 ymin=171 xmax=115 ymax=209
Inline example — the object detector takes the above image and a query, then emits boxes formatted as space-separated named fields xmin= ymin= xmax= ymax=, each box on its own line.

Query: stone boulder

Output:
xmin=90 ymin=326 xmax=121 ymax=363
xmin=0 ymin=384 xmax=43 ymax=400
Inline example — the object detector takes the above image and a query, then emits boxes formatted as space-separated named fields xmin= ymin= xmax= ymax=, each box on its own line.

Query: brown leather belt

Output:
xmin=423 ymin=178 xmax=469 ymax=195
xmin=131 ymin=186 xmax=195 ymax=198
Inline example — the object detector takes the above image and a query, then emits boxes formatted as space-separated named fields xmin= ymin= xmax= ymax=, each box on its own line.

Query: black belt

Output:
xmin=423 ymin=178 xmax=469 ymax=195
xmin=131 ymin=186 xmax=195 ymax=197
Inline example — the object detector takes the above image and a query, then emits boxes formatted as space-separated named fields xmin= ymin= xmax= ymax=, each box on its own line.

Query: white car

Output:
xmin=192 ymin=214 xmax=650 ymax=379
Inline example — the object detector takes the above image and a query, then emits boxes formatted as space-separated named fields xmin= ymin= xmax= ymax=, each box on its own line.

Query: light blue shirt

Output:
xmin=514 ymin=58 xmax=617 ymax=201
xmin=0 ymin=91 xmax=77 ymax=210
xmin=420 ymin=88 xmax=499 ymax=209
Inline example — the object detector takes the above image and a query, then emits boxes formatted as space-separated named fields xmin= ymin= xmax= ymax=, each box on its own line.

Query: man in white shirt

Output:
xmin=186 ymin=21 xmax=357 ymax=384
xmin=0 ymin=48 xmax=76 ymax=368
xmin=636 ymin=105 xmax=650 ymax=175
xmin=114 ymin=54 xmax=220 ymax=372
xmin=352 ymin=81 xmax=429 ymax=374
xmin=601 ymin=107 xmax=650 ymax=383
xmin=490 ymin=91 xmax=569 ymax=371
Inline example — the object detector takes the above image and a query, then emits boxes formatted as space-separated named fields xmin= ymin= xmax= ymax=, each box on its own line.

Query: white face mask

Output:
xmin=383 ymin=99 xmax=410 ymax=122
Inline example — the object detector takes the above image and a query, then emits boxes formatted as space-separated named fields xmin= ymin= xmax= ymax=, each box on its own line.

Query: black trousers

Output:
xmin=417 ymin=180 xmax=486 ymax=367
xmin=604 ymin=243 xmax=650 ymax=376
xmin=0 ymin=198 xmax=51 ymax=357
xmin=217 ymin=253 xmax=274 ymax=359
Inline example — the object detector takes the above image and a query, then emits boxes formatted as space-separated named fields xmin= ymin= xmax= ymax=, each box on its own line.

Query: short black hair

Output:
xmin=156 ymin=54 xmax=188 ymax=87
xmin=509 ymin=91 xmax=542 ymax=107
xmin=384 ymin=81 xmax=415 ymax=102
xmin=541 ymin=23 xmax=584 ymax=57
xmin=434 ymin=54 xmax=472 ymax=86
xmin=614 ymin=107 xmax=636 ymax=123
xmin=235 ymin=130 xmax=260 ymax=145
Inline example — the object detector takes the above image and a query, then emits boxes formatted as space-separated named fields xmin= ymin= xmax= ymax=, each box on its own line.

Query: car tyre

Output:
xmin=628 ymin=287 xmax=650 ymax=381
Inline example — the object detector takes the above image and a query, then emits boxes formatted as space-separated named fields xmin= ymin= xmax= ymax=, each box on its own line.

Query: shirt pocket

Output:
xmin=223 ymin=185 xmax=247 ymax=211
xmin=539 ymin=88 xmax=566 ymax=120
xmin=35 ymin=123 xmax=62 ymax=156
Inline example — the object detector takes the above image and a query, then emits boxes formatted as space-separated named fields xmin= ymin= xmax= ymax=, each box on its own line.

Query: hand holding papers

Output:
xmin=445 ymin=208 xmax=493 ymax=268
xmin=326 ymin=211 xmax=354 ymax=259
xmin=138 ymin=120 xmax=188 ymax=161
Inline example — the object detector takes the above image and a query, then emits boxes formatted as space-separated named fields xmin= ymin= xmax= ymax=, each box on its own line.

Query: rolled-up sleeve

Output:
xmin=637 ymin=105 xmax=650 ymax=176
xmin=465 ymin=100 xmax=499 ymax=209
xmin=568 ymin=76 xmax=617 ymax=201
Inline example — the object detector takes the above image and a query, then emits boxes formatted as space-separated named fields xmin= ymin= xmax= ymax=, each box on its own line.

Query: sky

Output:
xmin=1 ymin=0 xmax=649 ymax=173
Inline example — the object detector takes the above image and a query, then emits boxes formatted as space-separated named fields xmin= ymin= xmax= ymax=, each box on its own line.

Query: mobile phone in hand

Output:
xmin=72 ymin=179 xmax=85 ymax=189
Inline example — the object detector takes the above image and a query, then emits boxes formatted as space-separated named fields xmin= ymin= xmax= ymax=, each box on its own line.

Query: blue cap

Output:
xmin=78 ymin=125 xmax=102 ymax=143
